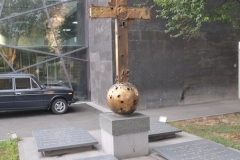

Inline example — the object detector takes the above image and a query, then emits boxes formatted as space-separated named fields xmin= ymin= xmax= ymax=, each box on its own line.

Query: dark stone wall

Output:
xmin=88 ymin=0 xmax=239 ymax=110
xmin=88 ymin=0 xmax=114 ymax=107
xmin=128 ymin=1 xmax=239 ymax=109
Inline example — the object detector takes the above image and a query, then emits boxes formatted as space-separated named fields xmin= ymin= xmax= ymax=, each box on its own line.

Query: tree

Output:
xmin=0 ymin=0 xmax=42 ymax=67
xmin=0 ymin=0 xmax=74 ymax=70
xmin=151 ymin=0 xmax=240 ymax=39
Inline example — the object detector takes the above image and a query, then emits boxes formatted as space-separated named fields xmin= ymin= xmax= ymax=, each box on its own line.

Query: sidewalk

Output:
xmin=137 ymin=100 xmax=240 ymax=121
xmin=18 ymin=100 xmax=240 ymax=160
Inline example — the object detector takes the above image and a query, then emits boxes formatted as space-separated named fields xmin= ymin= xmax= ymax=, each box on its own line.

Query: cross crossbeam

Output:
xmin=90 ymin=6 xmax=151 ymax=21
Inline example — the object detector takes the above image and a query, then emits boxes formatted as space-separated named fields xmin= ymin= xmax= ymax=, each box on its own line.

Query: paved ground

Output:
xmin=1 ymin=100 xmax=240 ymax=140
xmin=17 ymin=100 xmax=240 ymax=160
xmin=137 ymin=100 xmax=240 ymax=121
xmin=19 ymin=130 xmax=201 ymax=160
xmin=0 ymin=103 xmax=101 ymax=140
xmin=2 ymin=100 xmax=240 ymax=159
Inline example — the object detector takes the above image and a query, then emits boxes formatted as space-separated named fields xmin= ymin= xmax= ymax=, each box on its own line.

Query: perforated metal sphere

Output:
xmin=106 ymin=82 xmax=140 ymax=115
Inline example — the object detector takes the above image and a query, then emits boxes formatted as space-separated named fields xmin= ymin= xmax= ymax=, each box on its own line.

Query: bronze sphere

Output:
xmin=106 ymin=82 xmax=140 ymax=115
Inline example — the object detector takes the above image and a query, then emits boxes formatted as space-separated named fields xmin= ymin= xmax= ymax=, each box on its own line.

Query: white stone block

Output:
xmin=101 ymin=129 xmax=149 ymax=159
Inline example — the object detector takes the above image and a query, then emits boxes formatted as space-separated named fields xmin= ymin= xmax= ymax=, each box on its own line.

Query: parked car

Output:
xmin=0 ymin=74 xmax=75 ymax=114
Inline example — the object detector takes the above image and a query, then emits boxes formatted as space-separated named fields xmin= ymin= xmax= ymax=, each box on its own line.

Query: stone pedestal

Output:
xmin=99 ymin=112 xmax=150 ymax=159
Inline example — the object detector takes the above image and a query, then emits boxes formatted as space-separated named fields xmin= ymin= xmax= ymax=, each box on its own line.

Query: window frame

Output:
xmin=31 ymin=78 xmax=41 ymax=89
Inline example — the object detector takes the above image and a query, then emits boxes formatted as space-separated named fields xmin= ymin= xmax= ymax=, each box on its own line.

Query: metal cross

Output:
xmin=90 ymin=0 xmax=150 ymax=83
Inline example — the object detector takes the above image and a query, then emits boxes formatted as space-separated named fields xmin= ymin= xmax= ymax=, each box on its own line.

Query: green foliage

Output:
xmin=0 ymin=0 xmax=43 ymax=45
xmin=0 ymin=138 xmax=20 ymax=160
xmin=147 ymin=0 xmax=240 ymax=39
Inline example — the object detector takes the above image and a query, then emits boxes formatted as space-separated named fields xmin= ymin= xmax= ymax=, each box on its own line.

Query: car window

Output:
xmin=32 ymin=77 xmax=46 ymax=88
xmin=0 ymin=78 xmax=13 ymax=90
xmin=31 ymin=79 xmax=40 ymax=89
xmin=15 ymin=78 xmax=31 ymax=90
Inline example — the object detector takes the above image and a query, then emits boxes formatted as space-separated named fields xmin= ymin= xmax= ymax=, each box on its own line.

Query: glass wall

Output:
xmin=0 ymin=0 xmax=88 ymax=101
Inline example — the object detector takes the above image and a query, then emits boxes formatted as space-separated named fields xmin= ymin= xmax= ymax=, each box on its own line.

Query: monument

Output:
xmin=90 ymin=0 xmax=151 ymax=159
xmin=90 ymin=0 xmax=150 ymax=115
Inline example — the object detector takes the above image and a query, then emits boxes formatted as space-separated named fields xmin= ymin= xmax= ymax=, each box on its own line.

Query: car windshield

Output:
xmin=32 ymin=77 xmax=46 ymax=89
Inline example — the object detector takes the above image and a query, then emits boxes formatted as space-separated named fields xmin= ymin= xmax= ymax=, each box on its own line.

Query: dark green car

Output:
xmin=0 ymin=74 xmax=75 ymax=114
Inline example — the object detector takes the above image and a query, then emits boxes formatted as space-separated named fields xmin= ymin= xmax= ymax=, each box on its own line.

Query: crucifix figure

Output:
xmin=90 ymin=0 xmax=151 ymax=115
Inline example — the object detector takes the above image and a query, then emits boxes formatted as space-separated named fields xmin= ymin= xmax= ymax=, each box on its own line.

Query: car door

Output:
xmin=0 ymin=77 xmax=15 ymax=110
xmin=14 ymin=77 xmax=45 ymax=109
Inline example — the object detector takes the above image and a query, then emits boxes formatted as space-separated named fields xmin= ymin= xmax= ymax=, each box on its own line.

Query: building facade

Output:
xmin=88 ymin=0 xmax=239 ymax=110
xmin=0 ymin=0 xmax=239 ymax=110
xmin=0 ymin=0 xmax=88 ymax=101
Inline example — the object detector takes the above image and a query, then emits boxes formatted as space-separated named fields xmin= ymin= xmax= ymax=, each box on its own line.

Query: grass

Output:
xmin=169 ymin=112 xmax=240 ymax=150
xmin=0 ymin=138 xmax=20 ymax=160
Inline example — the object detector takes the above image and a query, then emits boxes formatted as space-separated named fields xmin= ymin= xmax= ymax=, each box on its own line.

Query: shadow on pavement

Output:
xmin=0 ymin=103 xmax=100 ymax=119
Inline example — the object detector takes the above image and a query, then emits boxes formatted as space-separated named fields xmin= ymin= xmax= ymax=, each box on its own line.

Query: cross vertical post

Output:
xmin=90 ymin=0 xmax=150 ymax=115
xmin=115 ymin=1 xmax=129 ymax=83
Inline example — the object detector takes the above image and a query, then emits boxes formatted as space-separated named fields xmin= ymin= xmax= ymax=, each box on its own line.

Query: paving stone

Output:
xmin=76 ymin=154 xmax=118 ymax=160
xmin=153 ymin=139 xmax=240 ymax=160
xmin=32 ymin=126 xmax=98 ymax=152
xmin=149 ymin=117 xmax=182 ymax=141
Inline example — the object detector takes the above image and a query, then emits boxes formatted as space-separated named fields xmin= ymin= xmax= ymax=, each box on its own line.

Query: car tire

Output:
xmin=51 ymin=99 xmax=68 ymax=114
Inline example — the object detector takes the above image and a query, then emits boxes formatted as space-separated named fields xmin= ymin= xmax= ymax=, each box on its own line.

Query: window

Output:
xmin=0 ymin=0 xmax=88 ymax=101
xmin=0 ymin=78 xmax=13 ymax=90
xmin=15 ymin=78 xmax=31 ymax=89
xmin=31 ymin=79 xmax=40 ymax=89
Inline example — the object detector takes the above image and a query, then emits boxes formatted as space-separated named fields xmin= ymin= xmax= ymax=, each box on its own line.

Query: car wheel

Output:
xmin=51 ymin=99 xmax=68 ymax=114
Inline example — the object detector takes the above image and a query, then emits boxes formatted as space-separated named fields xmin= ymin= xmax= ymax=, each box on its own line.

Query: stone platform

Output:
xmin=32 ymin=126 xmax=98 ymax=156
xmin=18 ymin=130 xmax=203 ymax=160
xmin=153 ymin=139 xmax=240 ymax=160
xmin=149 ymin=117 xmax=182 ymax=141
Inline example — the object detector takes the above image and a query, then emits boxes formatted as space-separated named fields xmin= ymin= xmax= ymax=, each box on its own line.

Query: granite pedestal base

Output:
xmin=99 ymin=112 xmax=150 ymax=159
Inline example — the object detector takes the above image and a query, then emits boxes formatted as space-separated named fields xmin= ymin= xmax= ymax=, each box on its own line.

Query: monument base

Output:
xmin=99 ymin=112 xmax=150 ymax=159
